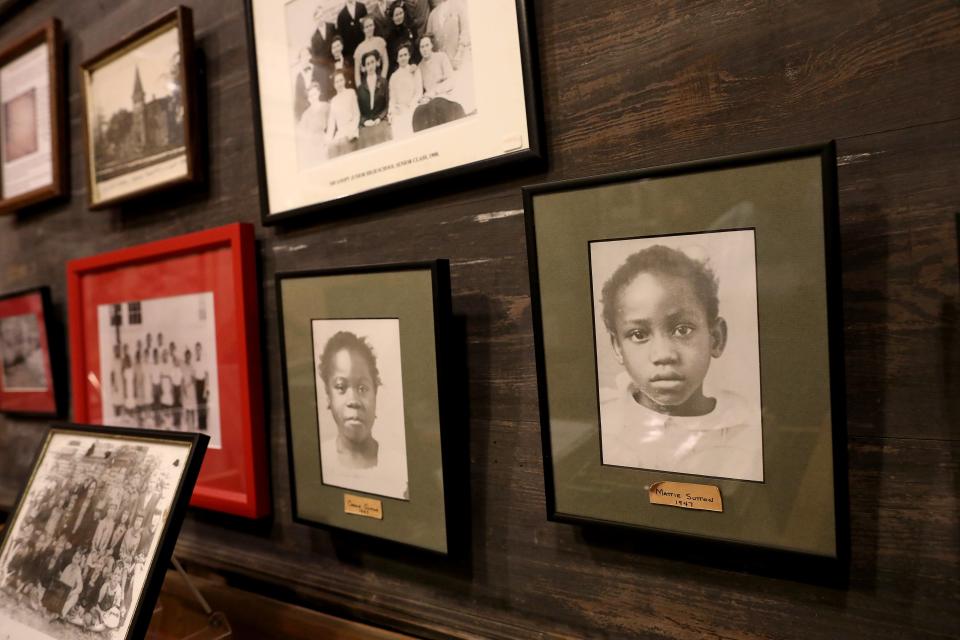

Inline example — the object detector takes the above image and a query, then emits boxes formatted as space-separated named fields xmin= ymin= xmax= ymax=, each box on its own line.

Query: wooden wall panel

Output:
xmin=1 ymin=1 xmax=958 ymax=639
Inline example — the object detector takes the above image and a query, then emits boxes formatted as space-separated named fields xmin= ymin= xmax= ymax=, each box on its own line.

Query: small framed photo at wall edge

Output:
xmin=245 ymin=0 xmax=544 ymax=225
xmin=67 ymin=223 xmax=270 ymax=518
xmin=0 ymin=286 xmax=63 ymax=416
xmin=80 ymin=6 xmax=201 ymax=209
xmin=0 ymin=19 xmax=67 ymax=214
xmin=0 ymin=423 xmax=207 ymax=640
xmin=277 ymin=261 xmax=454 ymax=553
xmin=524 ymin=143 xmax=847 ymax=559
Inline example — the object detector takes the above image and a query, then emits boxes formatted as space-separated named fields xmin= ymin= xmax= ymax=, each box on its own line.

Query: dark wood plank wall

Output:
xmin=1 ymin=0 xmax=958 ymax=638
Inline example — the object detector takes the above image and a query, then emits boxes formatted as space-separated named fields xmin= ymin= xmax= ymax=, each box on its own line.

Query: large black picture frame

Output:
xmin=523 ymin=143 xmax=848 ymax=564
xmin=245 ymin=0 xmax=544 ymax=226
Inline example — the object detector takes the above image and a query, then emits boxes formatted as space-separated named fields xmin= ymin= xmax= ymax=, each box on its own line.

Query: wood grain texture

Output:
xmin=1 ymin=0 xmax=959 ymax=638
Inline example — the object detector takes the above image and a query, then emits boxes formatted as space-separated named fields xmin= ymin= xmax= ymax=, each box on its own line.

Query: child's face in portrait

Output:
xmin=326 ymin=348 xmax=378 ymax=445
xmin=609 ymin=271 xmax=726 ymax=415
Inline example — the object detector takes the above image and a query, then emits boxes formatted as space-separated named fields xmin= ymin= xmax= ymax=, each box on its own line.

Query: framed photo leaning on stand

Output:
xmin=524 ymin=143 xmax=847 ymax=560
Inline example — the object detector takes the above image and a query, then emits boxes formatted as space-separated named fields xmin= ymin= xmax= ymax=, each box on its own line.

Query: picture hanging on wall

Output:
xmin=66 ymin=223 xmax=270 ymax=519
xmin=524 ymin=143 xmax=847 ymax=559
xmin=0 ymin=19 xmax=67 ymax=214
xmin=0 ymin=423 xmax=207 ymax=640
xmin=79 ymin=6 xmax=202 ymax=209
xmin=277 ymin=261 xmax=457 ymax=553
xmin=245 ymin=0 xmax=544 ymax=224
xmin=0 ymin=286 xmax=63 ymax=416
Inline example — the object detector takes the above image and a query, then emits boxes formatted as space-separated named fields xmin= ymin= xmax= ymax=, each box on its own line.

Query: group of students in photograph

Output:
xmin=0 ymin=455 xmax=166 ymax=633
xmin=108 ymin=333 xmax=210 ymax=433
xmin=294 ymin=0 xmax=473 ymax=165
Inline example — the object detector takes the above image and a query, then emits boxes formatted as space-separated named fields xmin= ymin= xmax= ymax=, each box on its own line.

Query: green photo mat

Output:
xmin=528 ymin=149 xmax=841 ymax=558
xmin=279 ymin=267 xmax=448 ymax=553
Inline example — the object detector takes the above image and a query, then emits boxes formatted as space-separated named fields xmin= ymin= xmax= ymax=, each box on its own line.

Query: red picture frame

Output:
xmin=0 ymin=286 xmax=62 ymax=416
xmin=66 ymin=223 xmax=269 ymax=518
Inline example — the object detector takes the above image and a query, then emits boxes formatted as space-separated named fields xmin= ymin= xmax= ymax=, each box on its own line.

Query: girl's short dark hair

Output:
xmin=361 ymin=49 xmax=382 ymax=69
xmin=318 ymin=331 xmax=382 ymax=388
xmin=600 ymin=245 xmax=720 ymax=333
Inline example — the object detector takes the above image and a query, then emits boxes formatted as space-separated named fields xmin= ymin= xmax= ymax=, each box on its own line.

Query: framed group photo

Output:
xmin=277 ymin=261 xmax=456 ymax=553
xmin=245 ymin=0 xmax=543 ymax=224
xmin=524 ymin=144 xmax=847 ymax=559
xmin=0 ymin=19 xmax=67 ymax=214
xmin=0 ymin=423 xmax=207 ymax=640
xmin=80 ymin=6 xmax=201 ymax=209
xmin=0 ymin=286 xmax=63 ymax=416
xmin=66 ymin=223 xmax=270 ymax=518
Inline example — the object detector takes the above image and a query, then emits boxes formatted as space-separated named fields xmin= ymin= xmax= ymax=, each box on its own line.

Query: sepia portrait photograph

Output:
xmin=590 ymin=229 xmax=764 ymax=482
xmin=312 ymin=317 xmax=410 ymax=500
xmin=284 ymin=0 xmax=476 ymax=170
xmin=82 ymin=11 xmax=191 ymax=207
xmin=96 ymin=292 xmax=222 ymax=449
xmin=0 ymin=430 xmax=193 ymax=640
xmin=0 ymin=312 xmax=48 ymax=392
xmin=3 ymin=88 xmax=38 ymax=162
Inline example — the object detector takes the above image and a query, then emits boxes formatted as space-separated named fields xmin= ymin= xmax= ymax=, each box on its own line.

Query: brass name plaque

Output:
xmin=648 ymin=481 xmax=723 ymax=512
xmin=344 ymin=494 xmax=383 ymax=520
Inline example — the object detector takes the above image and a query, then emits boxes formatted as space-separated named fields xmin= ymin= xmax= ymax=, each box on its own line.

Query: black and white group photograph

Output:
xmin=312 ymin=318 xmax=410 ymax=500
xmin=85 ymin=22 xmax=185 ymax=202
xmin=0 ymin=312 xmax=48 ymax=392
xmin=286 ymin=0 xmax=475 ymax=169
xmin=96 ymin=293 xmax=221 ymax=449
xmin=0 ymin=432 xmax=190 ymax=639
xmin=590 ymin=229 xmax=764 ymax=481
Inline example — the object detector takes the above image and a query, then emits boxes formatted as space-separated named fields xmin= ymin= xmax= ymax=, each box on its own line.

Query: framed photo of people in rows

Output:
xmin=0 ymin=18 xmax=67 ymax=214
xmin=66 ymin=223 xmax=270 ymax=519
xmin=277 ymin=261 xmax=457 ymax=553
xmin=245 ymin=0 xmax=543 ymax=224
xmin=0 ymin=286 xmax=63 ymax=416
xmin=524 ymin=144 xmax=847 ymax=560
xmin=0 ymin=423 xmax=207 ymax=640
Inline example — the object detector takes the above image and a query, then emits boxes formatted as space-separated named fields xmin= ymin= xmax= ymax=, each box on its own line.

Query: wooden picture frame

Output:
xmin=0 ymin=18 xmax=67 ymax=214
xmin=66 ymin=223 xmax=269 ymax=518
xmin=524 ymin=143 xmax=848 ymax=561
xmin=277 ymin=260 xmax=457 ymax=553
xmin=79 ymin=6 xmax=202 ymax=209
xmin=0 ymin=423 xmax=207 ymax=639
xmin=0 ymin=286 xmax=64 ymax=416
xmin=245 ymin=0 xmax=544 ymax=225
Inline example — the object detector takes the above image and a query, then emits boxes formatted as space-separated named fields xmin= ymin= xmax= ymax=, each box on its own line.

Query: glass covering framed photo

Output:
xmin=66 ymin=223 xmax=270 ymax=519
xmin=0 ymin=423 xmax=207 ymax=640
xmin=80 ymin=6 xmax=201 ymax=209
xmin=524 ymin=144 xmax=847 ymax=559
xmin=0 ymin=286 xmax=63 ymax=416
xmin=245 ymin=0 xmax=543 ymax=224
xmin=277 ymin=261 xmax=456 ymax=553
xmin=0 ymin=19 xmax=67 ymax=214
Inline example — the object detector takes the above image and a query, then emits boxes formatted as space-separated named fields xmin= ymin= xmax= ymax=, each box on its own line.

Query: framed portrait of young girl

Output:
xmin=524 ymin=143 xmax=848 ymax=560
xmin=276 ymin=261 xmax=458 ymax=554
xmin=245 ymin=0 xmax=543 ymax=224
xmin=0 ymin=19 xmax=67 ymax=214
xmin=66 ymin=224 xmax=270 ymax=519
xmin=0 ymin=423 xmax=207 ymax=640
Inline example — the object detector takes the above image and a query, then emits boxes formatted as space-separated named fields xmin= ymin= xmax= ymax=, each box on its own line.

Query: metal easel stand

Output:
xmin=149 ymin=556 xmax=232 ymax=639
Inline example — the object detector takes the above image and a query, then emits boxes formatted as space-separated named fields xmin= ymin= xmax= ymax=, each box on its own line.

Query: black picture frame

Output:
xmin=0 ymin=285 xmax=65 ymax=417
xmin=79 ymin=6 xmax=202 ymax=210
xmin=523 ymin=143 xmax=849 ymax=564
xmin=244 ymin=0 xmax=545 ymax=226
xmin=0 ymin=422 xmax=208 ymax=639
xmin=276 ymin=260 xmax=460 ymax=555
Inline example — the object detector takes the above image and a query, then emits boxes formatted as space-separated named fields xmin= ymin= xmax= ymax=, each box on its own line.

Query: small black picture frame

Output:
xmin=276 ymin=260 xmax=458 ymax=554
xmin=0 ymin=423 xmax=208 ymax=639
